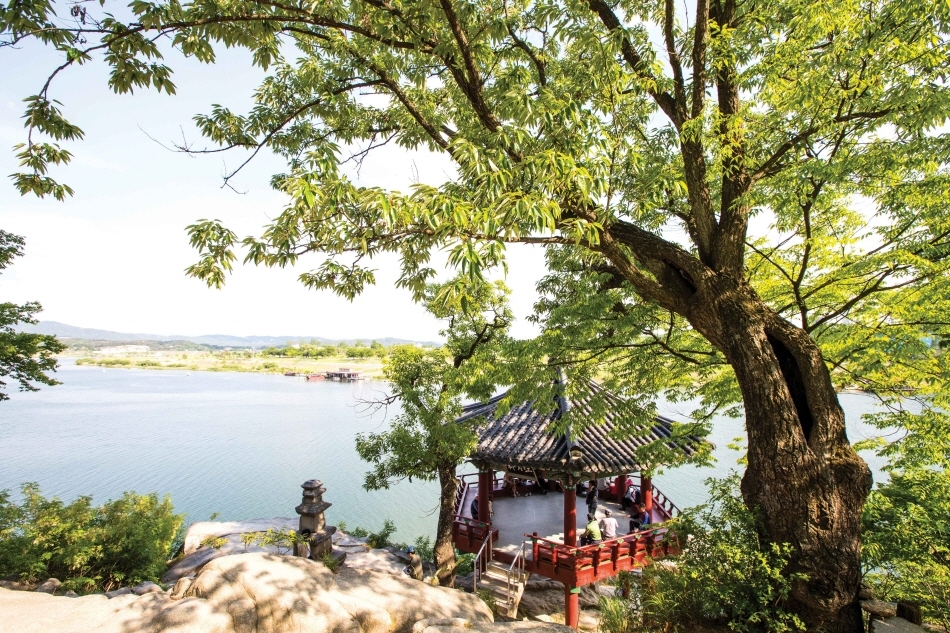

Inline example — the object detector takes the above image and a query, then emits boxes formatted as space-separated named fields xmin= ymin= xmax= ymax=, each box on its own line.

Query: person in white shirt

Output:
xmin=599 ymin=509 xmax=619 ymax=539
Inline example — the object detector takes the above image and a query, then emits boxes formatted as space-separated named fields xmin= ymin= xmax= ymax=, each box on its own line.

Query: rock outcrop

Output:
xmin=0 ymin=553 xmax=492 ymax=633
xmin=515 ymin=577 xmax=600 ymax=620
xmin=870 ymin=617 xmax=929 ymax=633
xmin=181 ymin=518 xmax=299 ymax=557
xmin=32 ymin=578 xmax=62 ymax=594
xmin=164 ymin=522 xmax=377 ymax=585
xmin=412 ymin=617 xmax=574 ymax=633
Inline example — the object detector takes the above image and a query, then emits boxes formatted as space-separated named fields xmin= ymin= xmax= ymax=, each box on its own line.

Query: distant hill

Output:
xmin=22 ymin=321 xmax=439 ymax=349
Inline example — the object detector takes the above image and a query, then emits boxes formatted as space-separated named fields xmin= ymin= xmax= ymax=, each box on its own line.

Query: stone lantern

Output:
xmin=295 ymin=479 xmax=336 ymax=559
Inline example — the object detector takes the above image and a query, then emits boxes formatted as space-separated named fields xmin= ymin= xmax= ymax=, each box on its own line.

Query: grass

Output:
xmin=69 ymin=351 xmax=385 ymax=377
xmin=319 ymin=552 xmax=342 ymax=573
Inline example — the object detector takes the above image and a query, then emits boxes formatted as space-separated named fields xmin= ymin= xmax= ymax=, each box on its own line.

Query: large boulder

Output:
xmin=163 ymin=541 xmax=273 ymax=584
xmin=186 ymin=553 xmax=491 ymax=632
xmin=413 ymin=618 xmax=574 ymax=633
xmin=33 ymin=578 xmax=62 ymax=594
xmin=181 ymin=518 xmax=299 ymax=556
xmin=516 ymin=577 xmax=600 ymax=620
xmin=870 ymin=617 xmax=928 ymax=633
xmin=341 ymin=549 xmax=407 ymax=576
xmin=0 ymin=552 xmax=492 ymax=633
xmin=863 ymin=601 xmax=899 ymax=620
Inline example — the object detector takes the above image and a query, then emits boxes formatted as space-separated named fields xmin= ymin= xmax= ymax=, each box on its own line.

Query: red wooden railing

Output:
xmin=452 ymin=472 xmax=682 ymax=582
xmin=523 ymin=527 xmax=680 ymax=586
xmin=649 ymin=483 xmax=680 ymax=520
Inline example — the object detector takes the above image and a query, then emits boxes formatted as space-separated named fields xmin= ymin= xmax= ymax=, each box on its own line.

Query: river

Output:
xmin=0 ymin=360 xmax=890 ymax=542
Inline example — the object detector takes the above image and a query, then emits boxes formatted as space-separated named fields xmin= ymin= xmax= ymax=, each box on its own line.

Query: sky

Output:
xmin=0 ymin=40 xmax=547 ymax=341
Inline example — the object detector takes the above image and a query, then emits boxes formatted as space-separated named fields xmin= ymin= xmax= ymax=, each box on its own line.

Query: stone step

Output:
xmin=483 ymin=569 xmax=509 ymax=583
xmin=870 ymin=617 xmax=927 ymax=633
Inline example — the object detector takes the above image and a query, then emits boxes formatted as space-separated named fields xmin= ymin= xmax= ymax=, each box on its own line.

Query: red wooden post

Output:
xmin=478 ymin=470 xmax=492 ymax=525
xmin=617 ymin=473 xmax=627 ymax=504
xmin=564 ymin=487 xmax=579 ymax=629
xmin=641 ymin=475 xmax=653 ymax=522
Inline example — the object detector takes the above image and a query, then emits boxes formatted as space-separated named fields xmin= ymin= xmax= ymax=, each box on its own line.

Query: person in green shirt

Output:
xmin=580 ymin=513 xmax=602 ymax=546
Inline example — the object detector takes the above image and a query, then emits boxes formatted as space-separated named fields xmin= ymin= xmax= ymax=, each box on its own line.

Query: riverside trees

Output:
xmin=0 ymin=231 xmax=64 ymax=400
xmin=4 ymin=0 xmax=950 ymax=628
xmin=356 ymin=278 xmax=512 ymax=587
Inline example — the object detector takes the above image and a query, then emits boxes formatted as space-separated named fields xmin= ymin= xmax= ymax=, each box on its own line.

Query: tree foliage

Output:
xmin=4 ymin=0 xmax=947 ymax=430
xmin=640 ymin=475 xmax=806 ymax=633
xmin=356 ymin=276 xmax=512 ymax=585
xmin=6 ymin=0 xmax=950 ymax=624
xmin=862 ymin=469 xmax=950 ymax=630
xmin=0 ymin=483 xmax=183 ymax=592
xmin=356 ymin=278 xmax=512 ymax=489
xmin=0 ymin=230 xmax=65 ymax=401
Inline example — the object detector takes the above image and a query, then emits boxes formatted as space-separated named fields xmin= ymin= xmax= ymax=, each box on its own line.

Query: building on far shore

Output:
xmin=96 ymin=345 xmax=150 ymax=354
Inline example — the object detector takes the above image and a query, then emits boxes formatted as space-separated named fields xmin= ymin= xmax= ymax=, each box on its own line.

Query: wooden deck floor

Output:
xmin=491 ymin=494 xmax=634 ymax=556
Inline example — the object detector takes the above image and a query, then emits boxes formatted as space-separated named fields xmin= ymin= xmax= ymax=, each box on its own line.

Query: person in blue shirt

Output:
xmin=628 ymin=503 xmax=650 ymax=533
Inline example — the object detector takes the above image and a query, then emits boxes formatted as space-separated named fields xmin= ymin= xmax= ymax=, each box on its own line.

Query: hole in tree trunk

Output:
xmin=766 ymin=334 xmax=814 ymax=442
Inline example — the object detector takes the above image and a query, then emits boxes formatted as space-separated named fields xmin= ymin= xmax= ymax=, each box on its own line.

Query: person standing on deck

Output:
xmin=585 ymin=480 xmax=598 ymax=516
xmin=599 ymin=509 xmax=619 ymax=540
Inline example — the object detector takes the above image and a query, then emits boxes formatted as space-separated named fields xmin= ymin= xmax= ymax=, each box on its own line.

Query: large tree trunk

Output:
xmin=434 ymin=464 xmax=459 ymax=587
xmin=686 ymin=274 xmax=872 ymax=632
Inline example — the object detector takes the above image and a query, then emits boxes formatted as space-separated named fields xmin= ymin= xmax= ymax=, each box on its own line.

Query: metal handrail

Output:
xmin=506 ymin=540 xmax=527 ymax=612
xmin=472 ymin=529 xmax=493 ymax=590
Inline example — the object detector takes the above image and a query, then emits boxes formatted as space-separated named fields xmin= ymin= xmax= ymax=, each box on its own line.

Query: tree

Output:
xmin=5 ymin=0 xmax=950 ymax=627
xmin=0 ymin=231 xmax=65 ymax=401
xmin=859 ymin=372 xmax=950 ymax=629
xmin=356 ymin=278 xmax=512 ymax=586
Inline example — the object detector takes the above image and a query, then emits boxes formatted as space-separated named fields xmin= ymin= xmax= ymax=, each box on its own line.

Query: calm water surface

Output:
xmin=0 ymin=361 xmax=889 ymax=540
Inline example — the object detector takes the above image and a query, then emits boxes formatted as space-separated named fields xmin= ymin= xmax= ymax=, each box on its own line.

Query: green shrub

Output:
xmin=338 ymin=520 xmax=397 ymax=549
xmin=862 ymin=468 xmax=950 ymax=630
xmin=98 ymin=358 xmax=131 ymax=367
xmin=256 ymin=528 xmax=310 ymax=554
xmin=599 ymin=594 xmax=639 ymax=633
xmin=319 ymin=551 xmax=342 ymax=573
xmin=367 ymin=519 xmax=397 ymax=549
xmin=639 ymin=474 xmax=805 ymax=633
xmin=455 ymin=551 xmax=475 ymax=576
xmin=348 ymin=525 xmax=369 ymax=537
xmin=137 ymin=360 xmax=160 ymax=367
xmin=0 ymin=483 xmax=183 ymax=592
xmin=476 ymin=588 xmax=498 ymax=615
xmin=412 ymin=535 xmax=434 ymax=563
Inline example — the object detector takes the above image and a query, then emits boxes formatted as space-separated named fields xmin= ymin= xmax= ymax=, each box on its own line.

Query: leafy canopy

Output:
xmin=356 ymin=276 xmax=512 ymax=489
xmin=0 ymin=230 xmax=65 ymax=401
xmin=4 ymin=0 xmax=950 ymax=433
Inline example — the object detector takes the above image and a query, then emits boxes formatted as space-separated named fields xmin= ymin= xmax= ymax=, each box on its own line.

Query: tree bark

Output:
xmin=682 ymin=273 xmax=872 ymax=632
xmin=435 ymin=464 xmax=459 ymax=587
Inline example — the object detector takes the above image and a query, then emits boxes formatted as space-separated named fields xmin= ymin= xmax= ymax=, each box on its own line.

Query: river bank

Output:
xmin=64 ymin=351 xmax=386 ymax=378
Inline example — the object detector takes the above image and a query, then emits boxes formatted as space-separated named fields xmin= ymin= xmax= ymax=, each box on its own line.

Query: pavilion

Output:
xmin=451 ymin=379 xmax=704 ymax=627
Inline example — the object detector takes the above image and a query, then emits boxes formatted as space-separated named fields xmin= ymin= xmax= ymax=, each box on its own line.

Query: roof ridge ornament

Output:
xmin=556 ymin=368 xmax=583 ymax=463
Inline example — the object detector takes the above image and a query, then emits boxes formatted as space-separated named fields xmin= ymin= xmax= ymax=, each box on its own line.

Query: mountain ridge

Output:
xmin=21 ymin=321 xmax=439 ymax=348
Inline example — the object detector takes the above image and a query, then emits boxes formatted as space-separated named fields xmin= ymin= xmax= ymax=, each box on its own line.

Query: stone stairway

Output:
xmin=478 ymin=562 xmax=528 ymax=618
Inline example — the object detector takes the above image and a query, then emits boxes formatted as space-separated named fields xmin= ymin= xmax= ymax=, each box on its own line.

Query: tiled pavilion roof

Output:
xmin=457 ymin=380 xmax=704 ymax=479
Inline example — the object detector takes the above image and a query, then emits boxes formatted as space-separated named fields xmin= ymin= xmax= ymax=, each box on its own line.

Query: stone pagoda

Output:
xmin=295 ymin=479 xmax=336 ymax=559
